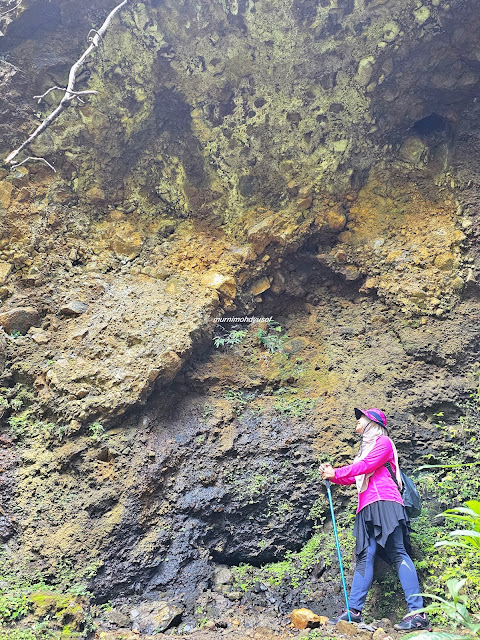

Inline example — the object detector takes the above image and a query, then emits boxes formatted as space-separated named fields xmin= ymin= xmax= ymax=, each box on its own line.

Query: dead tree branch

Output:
xmin=34 ymin=87 xmax=98 ymax=103
xmin=0 ymin=1 xmax=21 ymax=19
xmin=11 ymin=156 xmax=56 ymax=172
xmin=4 ymin=0 xmax=129 ymax=168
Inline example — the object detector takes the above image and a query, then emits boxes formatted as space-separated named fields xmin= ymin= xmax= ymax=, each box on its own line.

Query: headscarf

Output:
xmin=354 ymin=420 xmax=402 ymax=493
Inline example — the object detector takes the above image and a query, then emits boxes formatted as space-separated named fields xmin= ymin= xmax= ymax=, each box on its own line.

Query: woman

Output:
xmin=319 ymin=407 xmax=431 ymax=631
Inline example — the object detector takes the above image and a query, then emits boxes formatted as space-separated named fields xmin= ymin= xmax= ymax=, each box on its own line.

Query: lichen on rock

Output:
xmin=1 ymin=0 xmax=480 ymax=636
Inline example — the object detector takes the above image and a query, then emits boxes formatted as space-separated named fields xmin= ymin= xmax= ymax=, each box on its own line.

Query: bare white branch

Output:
xmin=34 ymin=87 xmax=98 ymax=103
xmin=11 ymin=156 xmax=57 ymax=172
xmin=33 ymin=86 xmax=66 ymax=102
xmin=69 ymin=89 xmax=98 ymax=97
xmin=4 ymin=0 xmax=129 ymax=167
xmin=0 ymin=1 xmax=21 ymax=19
xmin=87 ymin=29 xmax=104 ymax=46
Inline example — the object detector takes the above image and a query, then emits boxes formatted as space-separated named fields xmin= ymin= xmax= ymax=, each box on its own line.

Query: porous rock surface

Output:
xmin=0 ymin=0 xmax=480 ymax=635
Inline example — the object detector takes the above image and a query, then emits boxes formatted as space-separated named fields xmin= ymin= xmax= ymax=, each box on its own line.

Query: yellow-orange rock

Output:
xmin=338 ymin=230 xmax=353 ymax=242
xmin=85 ymin=186 xmax=106 ymax=204
xmin=0 ymin=306 xmax=40 ymax=334
xmin=372 ymin=628 xmax=389 ymax=640
xmin=250 ymin=277 xmax=271 ymax=296
xmin=361 ymin=277 xmax=379 ymax=291
xmin=247 ymin=215 xmax=277 ymax=253
xmin=327 ymin=208 xmax=347 ymax=231
xmin=111 ymin=223 xmax=144 ymax=260
xmin=336 ymin=619 xmax=373 ymax=640
xmin=29 ymin=329 xmax=51 ymax=344
xmin=290 ymin=608 xmax=326 ymax=630
xmin=297 ymin=196 xmax=313 ymax=211
xmin=0 ymin=181 xmax=13 ymax=209
xmin=108 ymin=210 xmax=127 ymax=222
xmin=434 ymin=251 xmax=457 ymax=270
xmin=201 ymin=272 xmax=236 ymax=298
xmin=0 ymin=261 xmax=12 ymax=285
xmin=156 ymin=351 xmax=182 ymax=385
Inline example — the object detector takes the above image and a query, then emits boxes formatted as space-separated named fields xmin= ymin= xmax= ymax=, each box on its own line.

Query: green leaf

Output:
xmin=435 ymin=541 xmax=479 ymax=550
xmin=441 ymin=507 xmax=478 ymax=517
xmin=446 ymin=578 xmax=467 ymax=597
xmin=416 ymin=461 xmax=480 ymax=471
xmin=465 ymin=500 xmax=480 ymax=515
xmin=413 ymin=593 xmax=451 ymax=606
xmin=456 ymin=603 xmax=471 ymax=623
xmin=449 ymin=529 xmax=480 ymax=537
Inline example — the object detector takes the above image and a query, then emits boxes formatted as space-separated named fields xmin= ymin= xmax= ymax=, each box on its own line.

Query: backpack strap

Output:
xmin=384 ymin=461 xmax=401 ymax=490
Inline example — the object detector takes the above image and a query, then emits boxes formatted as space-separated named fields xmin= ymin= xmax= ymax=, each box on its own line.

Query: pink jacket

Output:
xmin=331 ymin=435 xmax=404 ymax=512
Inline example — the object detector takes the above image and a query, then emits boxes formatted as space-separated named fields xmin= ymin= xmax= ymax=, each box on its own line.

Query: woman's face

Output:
xmin=356 ymin=415 xmax=371 ymax=435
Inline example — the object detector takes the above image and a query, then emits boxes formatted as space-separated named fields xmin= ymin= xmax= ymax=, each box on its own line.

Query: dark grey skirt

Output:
xmin=353 ymin=499 xmax=412 ymax=560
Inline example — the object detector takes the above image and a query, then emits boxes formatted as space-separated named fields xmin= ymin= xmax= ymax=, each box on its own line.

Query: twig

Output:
xmin=0 ymin=1 xmax=21 ymax=19
xmin=33 ymin=86 xmax=66 ymax=102
xmin=87 ymin=29 xmax=104 ymax=46
xmin=34 ymin=86 xmax=98 ymax=103
xmin=11 ymin=156 xmax=56 ymax=172
xmin=4 ymin=0 xmax=129 ymax=167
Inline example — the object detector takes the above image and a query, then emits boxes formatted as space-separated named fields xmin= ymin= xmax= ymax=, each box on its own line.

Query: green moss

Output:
xmin=0 ymin=628 xmax=57 ymax=640
xmin=0 ymin=554 xmax=90 ymax=635
xmin=232 ymin=526 xmax=355 ymax=593
xmin=2 ymin=383 xmax=69 ymax=443
xmin=273 ymin=392 xmax=316 ymax=418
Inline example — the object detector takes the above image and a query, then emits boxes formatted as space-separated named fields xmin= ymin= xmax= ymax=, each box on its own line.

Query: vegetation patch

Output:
xmin=256 ymin=321 xmax=286 ymax=354
xmin=232 ymin=514 xmax=356 ymax=594
xmin=273 ymin=387 xmax=317 ymax=418
xmin=1 ymin=384 xmax=71 ymax=443
xmin=0 ymin=554 xmax=93 ymax=638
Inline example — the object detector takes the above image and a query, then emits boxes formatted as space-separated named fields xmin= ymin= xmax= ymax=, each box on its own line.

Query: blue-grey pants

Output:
xmin=348 ymin=525 xmax=423 ymax=612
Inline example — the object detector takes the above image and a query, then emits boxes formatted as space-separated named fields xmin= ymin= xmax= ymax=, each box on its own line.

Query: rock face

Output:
xmin=0 ymin=0 xmax=478 ymax=419
xmin=8 ymin=272 xmax=218 ymax=420
xmin=0 ymin=0 xmax=480 ymax=634
xmin=0 ymin=306 xmax=40 ymax=333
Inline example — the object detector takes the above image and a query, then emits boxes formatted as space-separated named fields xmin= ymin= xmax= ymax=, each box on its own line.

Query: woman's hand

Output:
xmin=319 ymin=463 xmax=335 ymax=480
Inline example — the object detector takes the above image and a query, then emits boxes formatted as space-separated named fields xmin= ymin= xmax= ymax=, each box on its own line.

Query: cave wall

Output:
xmin=0 ymin=0 xmax=478 ymax=420
xmin=0 ymin=0 xmax=479 ymax=625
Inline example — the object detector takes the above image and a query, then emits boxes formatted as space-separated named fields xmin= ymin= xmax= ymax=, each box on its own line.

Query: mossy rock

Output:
xmin=29 ymin=591 xmax=88 ymax=631
xmin=0 ymin=622 xmax=84 ymax=639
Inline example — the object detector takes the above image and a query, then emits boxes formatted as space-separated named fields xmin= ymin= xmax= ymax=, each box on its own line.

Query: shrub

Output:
xmin=213 ymin=329 xmax=247 ymax=348
xmin=256 ymin=321 xmax=285 ymax=354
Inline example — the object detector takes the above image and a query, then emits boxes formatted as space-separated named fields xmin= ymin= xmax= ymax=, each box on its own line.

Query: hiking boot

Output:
xmin=394 ymin=612 xmax=432 ymax=631
xmin=328 ymin=609 xmax=363 ymax=625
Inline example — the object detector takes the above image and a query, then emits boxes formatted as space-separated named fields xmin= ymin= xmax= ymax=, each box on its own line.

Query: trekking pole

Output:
xmin=324 ymin=479 xmax=351 ymax=622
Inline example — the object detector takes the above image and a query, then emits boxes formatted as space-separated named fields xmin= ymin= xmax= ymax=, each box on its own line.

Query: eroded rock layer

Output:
xmin=0 ymin=0 xmax=479 ymax=634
